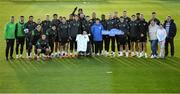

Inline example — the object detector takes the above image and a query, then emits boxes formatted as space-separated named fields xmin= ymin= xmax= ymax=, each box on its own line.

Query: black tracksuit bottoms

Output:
xmin=165 ymin=37 xmax=175 ymax=56
xmin=6 ymin=39 xmax=15 ymax=58
xmin=94 ymin=41 xmax=103 ymax=54
xmin=16 ymin=37 xmax=25 ymax=55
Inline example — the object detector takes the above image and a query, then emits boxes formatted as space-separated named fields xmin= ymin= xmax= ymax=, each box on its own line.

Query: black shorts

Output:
xmin=32 ymin=40 xmax=38 ymax=45
xmin=103 ymin=35 xmax=109 ymax=40
xmin=41 ymin=49 xmax=46 ymax=53
xmin=37 ymin=48 xmax=48 ymax=53
xmin=130 ymin=36 xmax=139 ymax=42
xmin=60 ymin=38 xmax=68 ymax=45
xmin=139 ymin=37 xmax=147 ymax=42
xmin=119 ymin=35 xmax=127 ymax=45
xmin=55 ymin=36 xmax=59 ymax=42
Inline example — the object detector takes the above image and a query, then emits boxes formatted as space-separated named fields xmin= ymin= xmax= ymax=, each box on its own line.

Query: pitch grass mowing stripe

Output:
xmin=122 ymin=57 xmax=148 ymax=67
xmin=113 ymin=57 xmax=137 ymax=70
xmin=1 ymin=57 xmax=180 ymax=92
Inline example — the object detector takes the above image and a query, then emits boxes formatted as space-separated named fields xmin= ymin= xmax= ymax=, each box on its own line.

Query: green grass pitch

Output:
xmin=0 ymin=0 xmax=180 ymax=93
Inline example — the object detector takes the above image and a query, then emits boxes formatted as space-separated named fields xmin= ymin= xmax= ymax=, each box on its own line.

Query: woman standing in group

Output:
xmin=148 ymin=20 xmax=159 ymax=58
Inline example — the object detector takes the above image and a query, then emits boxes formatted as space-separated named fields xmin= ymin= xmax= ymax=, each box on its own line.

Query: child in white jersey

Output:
xmin=76 ymin=31 xmax=89 ymax=56
xmin=157 ymin=24 xmax=167 ymax=58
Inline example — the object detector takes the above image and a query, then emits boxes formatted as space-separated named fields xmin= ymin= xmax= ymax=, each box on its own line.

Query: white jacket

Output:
xmin=157 ymin=28 xmax=167 ymax=42
xmin=149 ymin=24 xmax=159 ymax=40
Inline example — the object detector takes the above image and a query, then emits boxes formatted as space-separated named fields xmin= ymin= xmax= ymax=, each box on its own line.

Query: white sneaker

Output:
xmin=111 ymin=52 xmax=115 ymax=57
xmin=131 ymin=52 xmax=135 ymax=57
xmin=16 ymin=55 xmax=19 ymax=59
xmin=65 ymin=52 xmax=68 ymax=56
xmin=136 ymin=51 xmax=139 ymax=57
xmin=105 ymin=51 xmax=109 ymax=57
xmin=26 ymin=53 xmax=29 ymax=59
xmin=42 ymin=54 xmax=45 ymax=58
xmin=144 ymin=53 xmax=148 ymax=58
xmin=138 ymin=52 xmax=143 ymax=58
xmin=119 ymin=52 xmax=123 ymax=57
xmin=96 ymin=53 xmax=100 ymax=56
xmin=69 ymin=53 xmax=72 ymax=56
xmin=74 ymin=52 xmax=77 ymax=56
xmin=125 ymin=52 xmax=129 ymax=57
xmin=154 ymin=55 xmax=158 ymax=58
xmin=19 ymin=54 xmax=22 ymax=58
xmin=150 ymin=55 xmax=154 ymax=58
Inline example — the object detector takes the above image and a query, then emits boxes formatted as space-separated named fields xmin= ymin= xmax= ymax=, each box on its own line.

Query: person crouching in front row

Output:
xmin=36 ymin=34 xmax=51 ymax=60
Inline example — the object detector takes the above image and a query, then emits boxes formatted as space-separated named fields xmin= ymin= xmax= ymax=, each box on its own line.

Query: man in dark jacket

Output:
xmin=122 ymin=10 xmax=131 ymax=23
xmin=129 ymin=15 xmax=139 ymax=57
xmin=45 ymin=25 xmax=57 ymax=56
xmin=31 ymin=25 xmax=42 ymax=59
xmin=42 ymin=15 xmax=51 ymax=34
xmin=122 ymin=10 xmax=131 ymax=50
xmin=107 ymin=14 xmax=116 ymax=56
xmin=101 ymin=14 xmax=108 ymax=56
xmin=58 ymin=17 xmax=69 ymax=57
xmin=163 ymin=16 xmax=177 ymax=57
xmin=52 ymin=14 xmax=60 ymax=57
xmin=24 ymin=16 xmax=37 ymax=58
xmin=138 ymin=14 xmax=148 ymax=58
xmin=117 ymin=16 xmax=129 ymax=57
xmin=68 ymin=15 xmax=81 ymax=56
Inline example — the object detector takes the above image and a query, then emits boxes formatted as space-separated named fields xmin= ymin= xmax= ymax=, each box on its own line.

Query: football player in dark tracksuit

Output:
xmin=58 ymin=17 xmax=69 ymax=57
xmin=138 ymin=14 xmax=148 ymax=58
xmin=24 ymin=16 xmax=37 ymax=58
xmin=52 ymin=14 xmax=61 ymax=56
xmin=68 ymin=15 xmax=81 ymax=57
xmin=31 ymin=25 xmax=42 ymax=59
xmin=101 ymin=14 xmax=108 ymax=56
xmin=45 ymin=25 xmax=57 ymax=57
xmin=116 ymin=16 xmax=129 ymax=57
xmin=36 ymin=34 xmax=51 ymax=60
xmin=107 ymin=14 xmax=116 ymax=56
xmin=113 ymin=12 xmax=122 ymax=56
xmin=129 ymin=15 xmax=140 ymax=57
xmin=122 ymin=10 xmax=131 ymax=23
xmin=134 ymin=13 xmax=141 ymax=57
xmin=122 ymin=10 xmax=131 ymax=50
xmin=67 ymin=14 xmax=74 ymax=24
xmin=84 ymin=15 xmax=93 ymax=55
xmin=15 ymin=16 xmax=25 ymax=59
xmin=42 ymin=15 xmax=51 ymax=34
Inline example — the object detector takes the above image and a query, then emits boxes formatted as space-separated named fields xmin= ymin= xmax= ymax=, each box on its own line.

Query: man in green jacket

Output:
xmin=5 ymin=16 xmax=16 ymax=60
xmin=15 ymin=16 xmax=25 ymax=59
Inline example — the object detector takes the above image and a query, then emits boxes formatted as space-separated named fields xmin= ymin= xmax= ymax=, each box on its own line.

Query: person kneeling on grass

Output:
xmin=76 ymin=31 xmax=89 ymax=56
xmin=157 ymin=24 xmax=167 ymax=58
xmin=36 ymin=34 xmax=51 ymax=60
